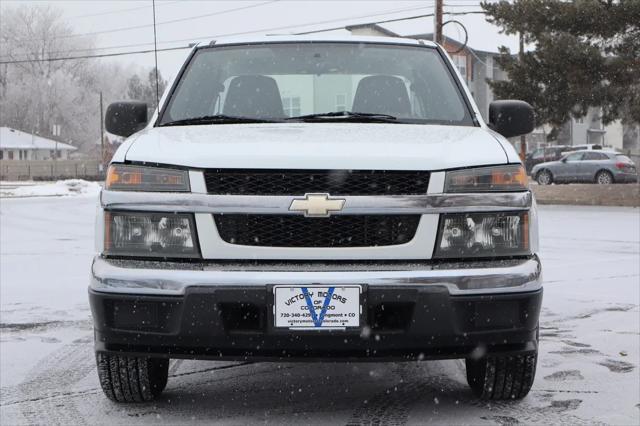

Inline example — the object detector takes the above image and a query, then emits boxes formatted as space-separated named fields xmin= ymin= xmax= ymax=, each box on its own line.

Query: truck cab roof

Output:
xmin=204 ymin=34 xmax=437 ymax=48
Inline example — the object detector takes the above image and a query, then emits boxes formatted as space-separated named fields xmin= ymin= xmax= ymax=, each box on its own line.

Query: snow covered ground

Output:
xmin=0 ymin=195 xmax=638 ymax=425
xmin=0 ymin=180 xmax=101 ymax=198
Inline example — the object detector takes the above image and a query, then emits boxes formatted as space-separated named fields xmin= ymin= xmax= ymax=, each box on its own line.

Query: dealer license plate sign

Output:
xmin=273 ymin=285 xmax=361 ymax=329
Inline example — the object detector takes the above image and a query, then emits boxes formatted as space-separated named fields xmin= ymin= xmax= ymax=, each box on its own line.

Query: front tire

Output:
xmin=96 ymin=353 xmax=169 ymax=402
xmin=536 ymin=169 xmax=553 ymax=185
xmin=465 ymin=352 xmax=537 ymax=400
xmin=595 ymin=170 xmax=613 ymax=185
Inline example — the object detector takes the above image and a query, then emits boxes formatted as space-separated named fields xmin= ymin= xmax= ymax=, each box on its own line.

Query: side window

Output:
xmin=531 ymin=149 xmax=543 ymax=160
xmin=584 ymin=152 xmax=607 ymax=160
xmin=551 ymin=149 xmax=564 ymax=159
xmin=565 ymin=152 xmax=584 ymax=162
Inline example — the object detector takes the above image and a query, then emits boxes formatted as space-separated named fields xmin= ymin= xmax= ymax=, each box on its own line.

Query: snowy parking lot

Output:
xmin=0 ymin=194 xmax=638 ymax=425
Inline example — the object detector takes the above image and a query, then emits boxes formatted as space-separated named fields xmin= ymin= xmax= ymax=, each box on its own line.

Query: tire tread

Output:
xmin=466 ymin=352 xmax=537 ymax=400
xmin=95 ymin=353 xmax=168 ymax=403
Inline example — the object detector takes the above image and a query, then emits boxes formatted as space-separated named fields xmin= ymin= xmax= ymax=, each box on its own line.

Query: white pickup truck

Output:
xmin=90 ymin=35 xmax=542 ymax=403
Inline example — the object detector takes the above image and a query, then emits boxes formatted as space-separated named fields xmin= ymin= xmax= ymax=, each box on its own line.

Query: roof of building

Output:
xmin=406 ymin=32 xmax=500 ymax=55
xmin=344 ymin=23 xmax=401 ymax=38
xmin=0 ymin=127 xmax=77 ymax=150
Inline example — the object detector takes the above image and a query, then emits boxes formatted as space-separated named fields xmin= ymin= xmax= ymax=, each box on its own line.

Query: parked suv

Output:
xmin=532 ymin=150 xmax=638 ymax=184
xmin=91 ymin=35 xmax=542 ymax=403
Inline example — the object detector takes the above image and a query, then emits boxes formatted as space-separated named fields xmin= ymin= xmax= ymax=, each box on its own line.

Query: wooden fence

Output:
xmin=0 ymin=160 xmax=104 ymax=181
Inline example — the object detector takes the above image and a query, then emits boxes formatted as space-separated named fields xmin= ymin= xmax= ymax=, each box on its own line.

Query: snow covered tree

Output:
xmin=0 ymin=4 xmax=98 ymax=145
xmin=126 ymin=67 xmax=167 ymax=111
xmin=0 ymin=4 xmax=132 ymax=151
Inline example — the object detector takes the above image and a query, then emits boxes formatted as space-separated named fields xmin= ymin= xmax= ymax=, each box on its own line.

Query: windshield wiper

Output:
xmin=160 ymin=114 xmax=282 ymax=126
xmin=286 ymin=111 xmax=398 ymax=122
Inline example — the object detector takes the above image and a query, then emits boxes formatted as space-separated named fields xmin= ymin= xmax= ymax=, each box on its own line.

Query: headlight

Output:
xmin=445 ymin=165 xmax=528 ymax=192
xmin=434 ymin=211 xmax=529 ymax=259
xmin=105 ymin=211 xmax=199 ymax=258
xmin=106 ymin=164 xmax=190 ymax=192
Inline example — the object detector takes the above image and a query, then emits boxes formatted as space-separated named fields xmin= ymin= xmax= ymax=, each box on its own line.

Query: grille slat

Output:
xmin=214 ymin=215 xmax=420 ymax=248
xmin=204 ymin=169 xmax=430 ymax=195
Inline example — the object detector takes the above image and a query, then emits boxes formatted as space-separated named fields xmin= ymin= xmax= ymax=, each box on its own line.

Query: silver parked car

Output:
xmin=532 ymin=150 xmax=638 ymax=185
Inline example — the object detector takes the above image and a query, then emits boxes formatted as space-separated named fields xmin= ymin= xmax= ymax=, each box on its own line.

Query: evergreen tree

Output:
xmin=482 ymin=0 xmax=640 ymax=132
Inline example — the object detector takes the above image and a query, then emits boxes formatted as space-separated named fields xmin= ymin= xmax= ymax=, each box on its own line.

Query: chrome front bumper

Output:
xmin=90 ymin=255 xmax=542 ymax=296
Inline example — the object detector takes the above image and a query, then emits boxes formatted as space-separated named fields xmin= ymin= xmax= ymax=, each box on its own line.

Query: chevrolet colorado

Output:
xmin=91 ymin=35 xmax=541 ymax=403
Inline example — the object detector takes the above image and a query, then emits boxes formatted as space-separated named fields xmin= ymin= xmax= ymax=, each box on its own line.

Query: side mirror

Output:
xmin=488 ymin=100 xmax=535 ymax=138
xmin=105 ymin=101 xmax=148 ymax=138
xmin=561 ymin=158 xmax=567 ymax=163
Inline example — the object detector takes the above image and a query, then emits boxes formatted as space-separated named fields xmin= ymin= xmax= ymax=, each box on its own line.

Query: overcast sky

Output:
xmin=1 ymin=0 xmax=519 ymax=80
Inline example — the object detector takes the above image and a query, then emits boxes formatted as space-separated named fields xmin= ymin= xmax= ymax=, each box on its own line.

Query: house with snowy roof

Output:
xmin=0 ymin=127 xmax=77 ymax=161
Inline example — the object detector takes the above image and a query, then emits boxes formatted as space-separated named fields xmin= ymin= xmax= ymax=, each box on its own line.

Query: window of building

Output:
xmin=451 ymin=55 xmax=467 ymax=81
xmin=8 ymin=151 xmax=14 ymax=160
xmin=0 ymin=151 xmax=3 ymax=160
xmin=575 ymin=117 xmax=584 ymax=124
xmin=282 ymin=96 xmax=301 ymax=117
xmin=50 ymin=150 xmax=54 ymax=159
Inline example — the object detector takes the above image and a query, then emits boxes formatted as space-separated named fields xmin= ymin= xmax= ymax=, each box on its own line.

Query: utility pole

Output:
xmin=434 ymin=0 xmax=444 ymax=45
xmin=52 ymin=124 xmax=60 ymax=161
xmin=519 ymin=32 xmax=526 ymax=163
xmin=99 ymin=91 xmax=104 ymax=170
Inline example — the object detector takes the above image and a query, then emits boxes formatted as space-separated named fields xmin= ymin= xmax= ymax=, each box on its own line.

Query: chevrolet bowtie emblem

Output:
xmin=289 ymin=193 xmax=346 ymax=217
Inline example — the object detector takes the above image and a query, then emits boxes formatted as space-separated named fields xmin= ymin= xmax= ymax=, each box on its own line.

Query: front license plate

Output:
xmin=273 ymin=285 xmax=362 ymax=330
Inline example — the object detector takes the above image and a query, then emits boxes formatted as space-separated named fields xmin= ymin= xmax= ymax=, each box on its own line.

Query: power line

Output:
xmin=0 ymin=46 xmax=191 ymax=65
xmin=295 ymin=10 xmax=485 ymax=35
xmin=66 ymin=1 xmax=181 ymax=20
xmin=1 ymin=3 xmax=439 ymax=60
xmin=14 ymin=1 xmax=280 ymax=42
xmin=0 ymin=9 xmax=487 ymax=65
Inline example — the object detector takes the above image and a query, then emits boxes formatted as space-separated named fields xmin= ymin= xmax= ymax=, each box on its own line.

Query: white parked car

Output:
xmin=91 ymin=35 xmax=541 ymax=403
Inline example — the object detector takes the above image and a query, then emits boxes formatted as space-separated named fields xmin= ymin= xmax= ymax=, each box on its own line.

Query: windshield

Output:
xmin=159 ymin=42 xmax=474 ymax=126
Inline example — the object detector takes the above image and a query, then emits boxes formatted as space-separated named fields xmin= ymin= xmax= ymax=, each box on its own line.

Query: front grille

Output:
xmin=214 ymin=215 xmax=420 ymax=247
xmin=204 ymin=169 xmax=430 ymax=195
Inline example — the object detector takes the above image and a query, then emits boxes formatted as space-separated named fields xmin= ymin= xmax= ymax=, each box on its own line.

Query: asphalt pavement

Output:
xmin=0 ymin=196 xmax=638 ymax=425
